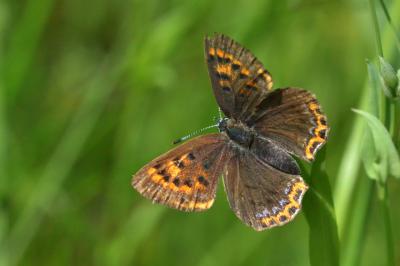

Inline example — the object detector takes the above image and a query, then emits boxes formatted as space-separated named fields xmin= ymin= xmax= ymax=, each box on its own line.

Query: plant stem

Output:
xmin=395 ymin=102 xmax=400 ymax=148
xmin=342 ymin=177 xmax=374 ymax=266
xmin=385 ymin=98 xmax=396 ymax=136
xmin=381 ymin=97 xmax=396 ymax=266
xmin=378 ymin=0 xmax=400 ymax=52
xmin=377 ymin=182 xmax=395 ymax=266
xmin=369 ymin=1 xmax=396 ymax=266
xmin=369 ymin=0 xmax=384 ymax=57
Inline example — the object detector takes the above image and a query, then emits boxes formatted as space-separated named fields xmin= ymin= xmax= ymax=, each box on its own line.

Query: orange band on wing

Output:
xmin=260 ymin=180 xmax=308 ymax=228
xmin=305 ymin=101 xmax=328 ymax=160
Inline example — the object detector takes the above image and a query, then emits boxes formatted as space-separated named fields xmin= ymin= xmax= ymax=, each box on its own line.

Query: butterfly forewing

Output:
xmin=247 ymin=88 xmax=329 ymax=161
xmin=205 ymin=34 xmax=273 ymax=119
xmin=223 ymin=151 xmax=308 ymax=231
xmin=132 ymin=134 xmax=229 ymax=212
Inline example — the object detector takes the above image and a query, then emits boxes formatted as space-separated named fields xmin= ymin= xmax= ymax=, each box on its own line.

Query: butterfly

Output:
xmin=132 ymin=33 xmax=329 ymax=231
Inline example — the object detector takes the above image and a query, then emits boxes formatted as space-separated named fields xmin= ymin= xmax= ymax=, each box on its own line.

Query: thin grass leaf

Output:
xmin=0 ymin=2 xmax=9 ymax=264
xmin=341 ymin=177 xmax=374 ymax=266
xmin=301 ymin=147 xmax=340 ymax=266
xmin=378 ymin=0 xmax=400 ymax=52
xmin=361 ymin=62 xmax=384 ymax=180
xmin=366 ymin=60 xmax=382 ymax=117
xmin=5 ymin=62 xmax=118 ymax=266
xmin=196 ymin=224 xmax=267 ymax=266
xmin=353 ymin=109 xmax=400 ymax=180
xmin=99 ymin=205 xmax=165 ymax=266
xmin=3 ymin=0 xmax=55 ymax=103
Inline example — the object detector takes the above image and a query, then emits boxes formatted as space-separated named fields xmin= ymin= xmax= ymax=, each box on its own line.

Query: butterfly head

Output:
xmin=217 ymin=117 xmax=229 ymax=132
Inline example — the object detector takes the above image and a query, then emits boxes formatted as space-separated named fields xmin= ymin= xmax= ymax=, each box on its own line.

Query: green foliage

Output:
xmin=353 ymin=109 xmax=400 ymax=181
xmin=301 ymin=148 xmax=340 ymax=266
xmin=379 ymin=57 xmax=399 ymax=98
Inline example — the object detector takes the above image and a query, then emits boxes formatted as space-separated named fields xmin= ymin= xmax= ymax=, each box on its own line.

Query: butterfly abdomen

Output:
xmin=226 ymin=127 xmax=254 ymax=147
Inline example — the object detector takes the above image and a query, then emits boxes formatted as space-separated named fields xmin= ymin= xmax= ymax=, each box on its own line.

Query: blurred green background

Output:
xmin=1 ymin=0 xmax=400 ymax=265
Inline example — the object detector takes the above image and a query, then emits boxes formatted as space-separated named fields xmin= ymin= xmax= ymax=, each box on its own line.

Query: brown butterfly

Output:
xmin=132 ymin=33 xmax=329 ymax=231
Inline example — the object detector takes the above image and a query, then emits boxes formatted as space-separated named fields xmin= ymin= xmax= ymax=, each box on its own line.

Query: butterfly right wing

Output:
xmin=205 ymin=33 xmax=273 ymax=119
xmin=132 ymin=134 xmax=229 ymax=212
xmin=223 ymin=149 xmax=308 ymax=231
xmin=246 ymin=88 xmax=329 ymax=161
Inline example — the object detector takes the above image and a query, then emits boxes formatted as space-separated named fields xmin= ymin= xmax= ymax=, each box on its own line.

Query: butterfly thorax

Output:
xmin=218 ymin=118 xmax=254 ymax=148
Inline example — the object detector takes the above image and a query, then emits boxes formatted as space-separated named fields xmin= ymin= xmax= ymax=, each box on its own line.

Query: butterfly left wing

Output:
xmin=223 ymin=149 xmax=308 ymax=231
xmin=205 ymin=33 xmax=273 ymax=119
xmin=246 ymin=87 xmax=329 ymax=161
xmin=132 ymin=134 xmax=229 ymax=212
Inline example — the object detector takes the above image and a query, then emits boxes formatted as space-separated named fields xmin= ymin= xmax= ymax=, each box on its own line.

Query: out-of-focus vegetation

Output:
xmin=1 ymin=0 xmax=400 ymax=265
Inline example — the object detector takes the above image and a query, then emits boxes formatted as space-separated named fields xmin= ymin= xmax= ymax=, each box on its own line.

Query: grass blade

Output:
xmin=353 ymin=108 xmax=400 ymax=180
xmin=5 ymin=62 xmax=117 ymax=266
xmin=301 ymin=147 xmax=340 ymax=266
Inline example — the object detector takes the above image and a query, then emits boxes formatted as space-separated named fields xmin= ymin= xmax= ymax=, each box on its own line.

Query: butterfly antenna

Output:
xmin=218 ymin=107 xmax=223 ymax=120
xmin=173 ymin=124 xmax=218 ymax=144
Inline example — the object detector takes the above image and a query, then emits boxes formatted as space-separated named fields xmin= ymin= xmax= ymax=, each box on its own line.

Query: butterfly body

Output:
xmin=219 ymin=118 xmax=254 ymax=147
xmin=132 ymin=33 xmax=329 ymax=231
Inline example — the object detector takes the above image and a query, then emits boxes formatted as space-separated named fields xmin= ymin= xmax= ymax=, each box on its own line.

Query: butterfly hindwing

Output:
xmin=205 ymin=33 xmax=273 ymax=119
xmin=223 ymin=150 xmax=308 ymax=231
xmin=246 ymin=88 xmax=329 ymax=161
xmin=132 ymin=134 xmax=229 ymax=212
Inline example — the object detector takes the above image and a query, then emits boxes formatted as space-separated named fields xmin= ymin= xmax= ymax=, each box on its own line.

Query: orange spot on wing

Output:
xmin=216 ymin=49 xmax=224 ymax=57
xmin=179 ymin=184 xmax=193 ymax=193
xmin=174 ymin=198 xmax=214 ymax=211
xmin=194 ymin=199 xmax=214 ymax=210
xmin=168 ymin=182 xmax=179 ymax=192
xmin=233 ymin=59 xmax=242 ymax=66
xmin=238 ymin=88 xmax=252 ymax=96
xmin=225 ymin=53 xmax=233 ymax=60
xmin=216 ymin=64 xmax=232 ymax=75
xmin=166 ymin=162 xmax=181 ymax=178
xmin=257 ymin=68 xmax=264 ymax=74
xmin=151 ymin=174 xmax=162 ymax=183
xmin=246 ymin=81 xmax=257 ymax=87
xmin=209 ymin=47 xmax=215 ymax=56
xmin=147 ymin=167 xmax=156 ymax=175
xmin=241 ymin=68 xmax=250 ymax=76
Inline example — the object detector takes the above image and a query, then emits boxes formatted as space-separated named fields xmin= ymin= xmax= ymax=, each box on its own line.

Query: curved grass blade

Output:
xmin=301 ymin=147 xmax=340 ymax=266
xmin=353 ymin=109 xmax=400 ymax=181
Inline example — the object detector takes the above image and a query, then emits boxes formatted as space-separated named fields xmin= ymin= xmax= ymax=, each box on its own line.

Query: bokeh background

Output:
xmin=1 ymin=0 xmax=400 ymax=265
